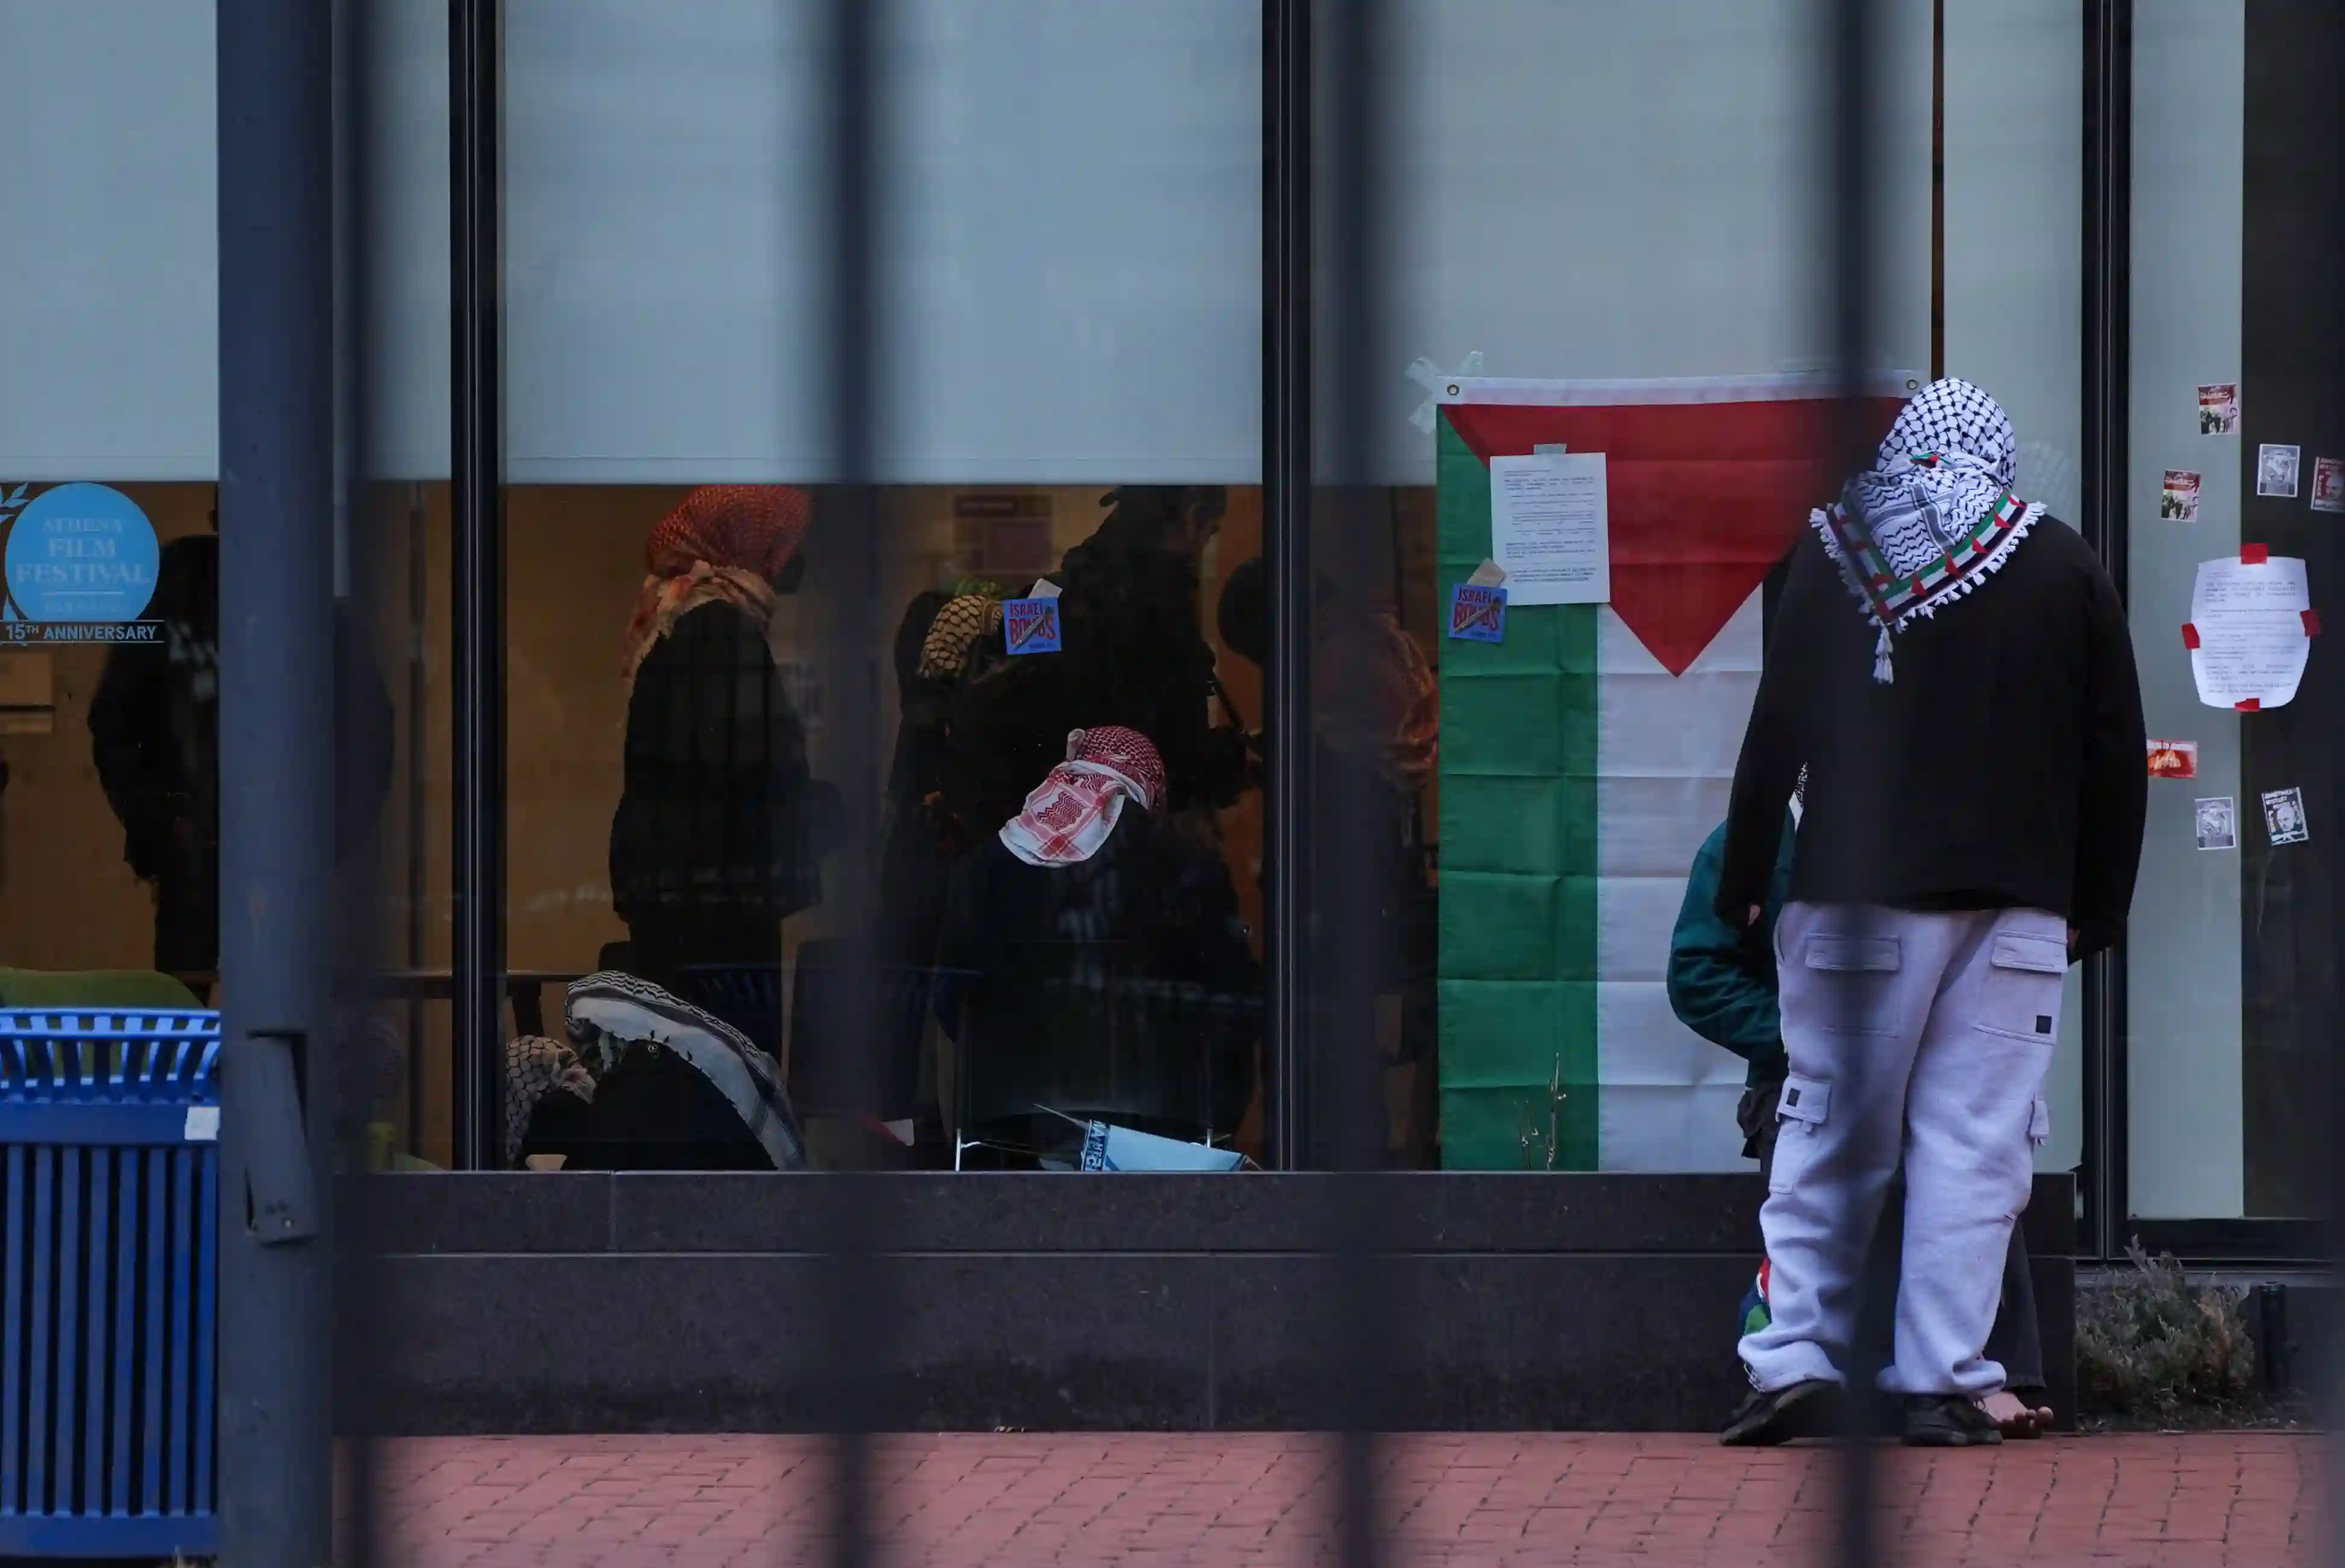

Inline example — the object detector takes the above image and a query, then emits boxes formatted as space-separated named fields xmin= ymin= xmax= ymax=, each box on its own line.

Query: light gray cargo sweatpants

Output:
xmin=1739 ymin=901 xmax=2062 ymax=1398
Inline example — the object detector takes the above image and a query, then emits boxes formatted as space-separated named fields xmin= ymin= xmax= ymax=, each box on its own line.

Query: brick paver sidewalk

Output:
xmin=377 ymin=1431 xmax=2325 ymax=1567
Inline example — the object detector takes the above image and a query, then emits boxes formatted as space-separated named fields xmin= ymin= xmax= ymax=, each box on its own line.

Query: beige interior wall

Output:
xmin=2 ymin=478 xmax=1269 ymax=1164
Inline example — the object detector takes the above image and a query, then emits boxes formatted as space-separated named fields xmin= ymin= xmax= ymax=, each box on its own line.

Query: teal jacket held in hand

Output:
xmin=1666 ymin=814 xmax=1796 ymax=1089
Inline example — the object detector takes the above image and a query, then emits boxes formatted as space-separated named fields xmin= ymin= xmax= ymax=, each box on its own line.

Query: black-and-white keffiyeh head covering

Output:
xmin=1813 ymin=378 xmax=2044 ymax=683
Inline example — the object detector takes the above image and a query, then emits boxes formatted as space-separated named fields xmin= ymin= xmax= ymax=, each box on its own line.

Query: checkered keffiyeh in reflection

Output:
xmin=997 ymin=726 xmax=1166 ymax=866
xmin=918 ymin=592 xmax=1005 ymax=680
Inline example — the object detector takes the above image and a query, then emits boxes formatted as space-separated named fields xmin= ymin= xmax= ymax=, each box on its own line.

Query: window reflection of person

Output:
xmin=933 ymin=725 xmax=1260 ymax=1165
xmin=1216 ymin=557 xmax=1441 ymax=1163
xmin=88 ymin=503 xmax=392 ymax=988
xmin=941 ymin=486 xmax=1250 ymax=842
xmin=607 ymin=486 xmax=839 ymax=1049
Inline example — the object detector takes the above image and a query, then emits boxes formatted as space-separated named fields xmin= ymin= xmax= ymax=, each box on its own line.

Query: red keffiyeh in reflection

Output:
xmin=998 ymin=725 xmax=1166 ymax=867
xmin=622 ymin=485 xmax=812 ymax=682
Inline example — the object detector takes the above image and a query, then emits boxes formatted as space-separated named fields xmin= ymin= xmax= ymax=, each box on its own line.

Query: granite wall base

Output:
xmin=355 ymin=1173 xmax=2076 ymax=1434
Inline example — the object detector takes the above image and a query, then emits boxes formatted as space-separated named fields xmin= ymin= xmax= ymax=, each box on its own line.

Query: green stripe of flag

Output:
xmin=1435 ymin=413 xmax=1601 ymax=1170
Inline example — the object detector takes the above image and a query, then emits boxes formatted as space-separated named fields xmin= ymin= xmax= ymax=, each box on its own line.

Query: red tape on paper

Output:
xmin=2237 ymin=698 xmax=2262 ymax=711
xmin=2181 ymin=623 xmax=2202 ymax=649
xmin=2305 ymin=608 xmax=2323 ymax=636
xmin=2242 ymin=542 xmax=2270 ymax=564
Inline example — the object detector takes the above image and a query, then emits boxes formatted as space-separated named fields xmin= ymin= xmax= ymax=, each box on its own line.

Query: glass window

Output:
xmin=1313 ymin=2 xmax=2092 ymax=1175
xmin=2125 ymin=0 xmax=2338 ymax=1227
xmin=2125 ymin=2 xmax=2247 ymax=1222
xmin=0 ymin=6 xmax=224 ymax=999
xmin=1353 ymin=0 xmax=1946 ymax=1171
xmin=497 ymin=2 xmax=1266 ymax=1173
xmin=0 ymin=1 xmax=452 ymax=1169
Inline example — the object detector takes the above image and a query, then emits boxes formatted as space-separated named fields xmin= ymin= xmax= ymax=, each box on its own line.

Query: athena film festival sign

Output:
xmin=1 ymin=482 xmax=161 ymax=644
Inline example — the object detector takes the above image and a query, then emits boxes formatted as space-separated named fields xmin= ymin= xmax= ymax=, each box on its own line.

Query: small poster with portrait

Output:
xmin=2262 ymin=786 xmax=2310 ymax=846
xmin=2199 ymin=383 xmax=2241 ymax=435
xmin=2257 ymin=444 xmax=2302 ymax=500
xmin=2312 ymin=457 xmax=2345 ymax=515
xmin=2159 ymin=470 xmax=2202 ymax=520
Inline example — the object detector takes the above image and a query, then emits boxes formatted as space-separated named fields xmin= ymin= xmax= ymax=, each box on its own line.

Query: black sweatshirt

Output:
xmin=1718 ymin=519 xmax=2147 ymax=957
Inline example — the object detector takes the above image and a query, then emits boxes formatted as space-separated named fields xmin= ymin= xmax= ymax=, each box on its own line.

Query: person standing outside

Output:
xmin=1669 ymin=769 xmax=2056 ymax=1438
xmin=1714 ymin=380 xmax=2144 ymax=1447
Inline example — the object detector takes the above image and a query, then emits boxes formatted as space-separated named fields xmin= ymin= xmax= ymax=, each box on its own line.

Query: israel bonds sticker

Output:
xmin=2 ymin=483 xmax=162 ymax=643
xmin=1447 ymin=582 xmax=1507 ymax=643
xmin=1003 ymin=596 xmax=1062 ymax=655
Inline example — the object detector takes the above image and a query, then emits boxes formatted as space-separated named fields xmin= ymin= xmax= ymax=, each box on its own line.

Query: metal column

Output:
xmin=819 ymin=2 xmax=886 ymax=1565
xmin=1263 ymin=0 xmax=1313 ymax=1174
xmin=450 ymin=0 xmax=507 ymax=1172
xmin=216 ymin=2 xmax=339 ymax=1563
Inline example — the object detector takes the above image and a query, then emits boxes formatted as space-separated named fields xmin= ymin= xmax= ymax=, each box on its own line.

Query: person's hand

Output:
xmin=1745 ymin=905 xmax=1763 ymax=929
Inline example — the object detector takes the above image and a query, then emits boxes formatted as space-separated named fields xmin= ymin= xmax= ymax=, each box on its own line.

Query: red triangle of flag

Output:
xmin=1445 ymin=396 xmax=1905 ymax=676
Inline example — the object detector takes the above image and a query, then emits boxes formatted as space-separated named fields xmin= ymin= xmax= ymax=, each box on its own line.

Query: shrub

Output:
xmin=2077 ymin=1242 xmax=2258 ymax=1417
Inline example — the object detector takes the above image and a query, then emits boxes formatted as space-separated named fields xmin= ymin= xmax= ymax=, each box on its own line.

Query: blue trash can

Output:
xmin=0 ymin=1010 xmax=219 ymax=1560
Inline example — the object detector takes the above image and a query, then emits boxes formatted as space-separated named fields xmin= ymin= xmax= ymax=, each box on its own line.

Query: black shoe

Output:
xmin=1903 ymin=1395 xmax=2004 ymax=1447
xmin=1721 ymin=1379 xmax=1840 ymax=1446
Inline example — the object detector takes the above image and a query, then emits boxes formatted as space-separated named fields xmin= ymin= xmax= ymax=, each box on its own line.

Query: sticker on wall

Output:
xmin=2184 ymin=551 xmax=2315 ymax=710
xmin=2256 ymin=444 xmax=2302 ymax=499
xmin=2314 ymin=457 xmax=2345 ymax=515
xmin=2198 ymin=383 xmax=2241 ymax=435
xmin=2194 ymin=796 xmax=2237 ymax=852
xmin=1 ymin=482 xmax=163 ymax=645
xmin=2146 ymin=739 xmax=2199 ymax=779
xmin=1448 ymin=583 xmax=1508 ymax=643
xmin=2262 ymin=786 xmax=2311 ymax=846
xmin=2159 ymin=470 xmax=2203 ymax=520
xmin=1003 ymin=596 xmax=1062 ymax=655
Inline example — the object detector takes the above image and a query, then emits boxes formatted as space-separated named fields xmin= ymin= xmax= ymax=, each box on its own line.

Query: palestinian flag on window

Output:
xmin=1436 ymin=374 xmax=1911 ymax=1171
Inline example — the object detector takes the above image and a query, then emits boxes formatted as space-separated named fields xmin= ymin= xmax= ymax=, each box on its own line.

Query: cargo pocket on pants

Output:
xmin=1767 ymin=1075 xmax=1831 ymax=1195
xmin=2002 ymin=1096 xmax=2055 ymax=1220
xmin=1800 ymin=932 xmax=1904 ymax=1035
xmin=1976 ymin=929 xmax=2067 ymax=1042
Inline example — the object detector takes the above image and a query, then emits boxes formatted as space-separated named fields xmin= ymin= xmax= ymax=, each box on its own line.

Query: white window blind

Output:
xmin=502 ymin=0 xmax=1264 ymax=486
xmin=0 ymin=1 xmax=218 ymax=483
xmin=0 ymin=1 xmax=451 ymax=484
xmin=1363 ymin=0 xmax=1935 ymax=484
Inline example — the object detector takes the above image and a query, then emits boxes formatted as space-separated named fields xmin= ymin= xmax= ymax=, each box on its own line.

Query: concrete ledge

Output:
xmin=351 ymin=1172 xmax=2074 ymax=1434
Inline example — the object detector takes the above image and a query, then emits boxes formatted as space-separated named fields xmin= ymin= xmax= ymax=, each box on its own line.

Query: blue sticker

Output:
xmin=1448 ymin=583 xmax=1507 ymax=643
xmin=4 ymin=483 xmax=160 ymax=626
xmin=1003 ymin=596 xmax=1062 ymax=655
